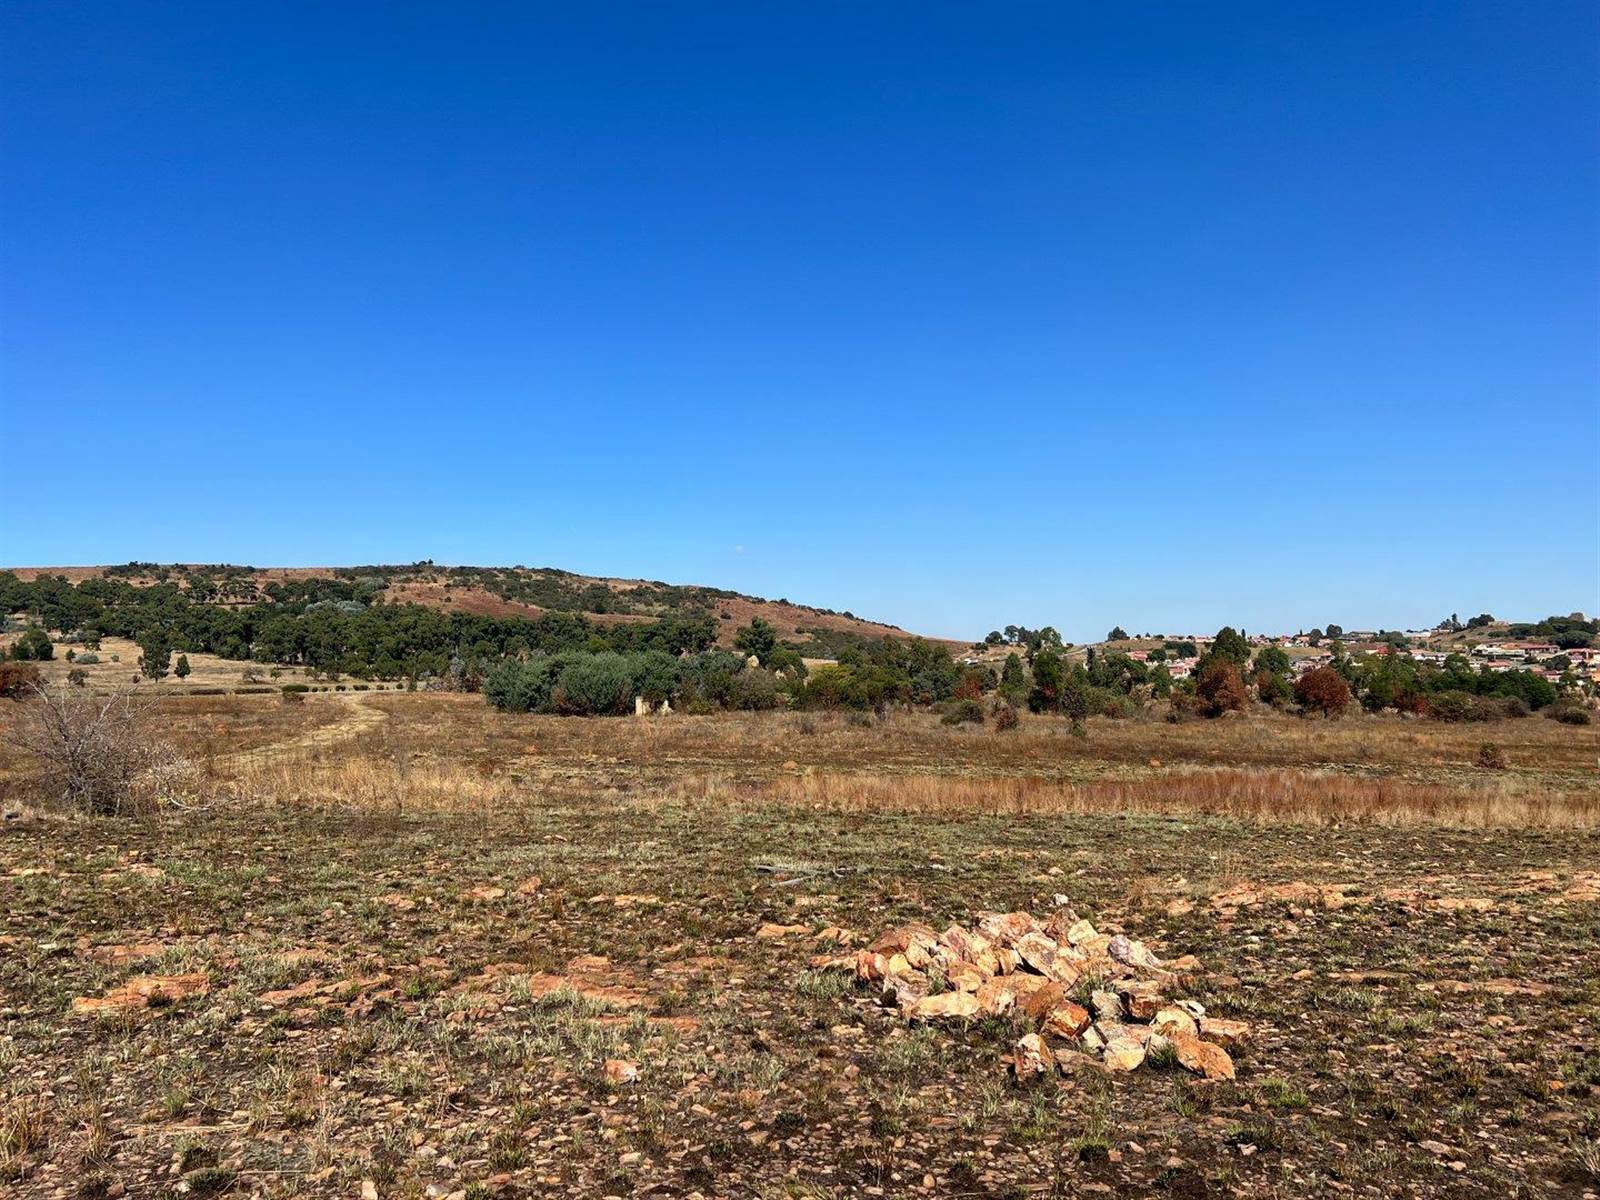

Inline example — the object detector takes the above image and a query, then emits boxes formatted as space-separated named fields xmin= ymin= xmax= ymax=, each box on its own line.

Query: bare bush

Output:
xmin=12 ymin=684 xmax=194 ymax=815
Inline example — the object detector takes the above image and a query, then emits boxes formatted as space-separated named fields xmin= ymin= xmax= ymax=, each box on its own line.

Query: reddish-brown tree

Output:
xmin=1195 ymin=661 xmax=1248 ymax=717
xmin=1294 ymin=665 xmax=1352 ymax=718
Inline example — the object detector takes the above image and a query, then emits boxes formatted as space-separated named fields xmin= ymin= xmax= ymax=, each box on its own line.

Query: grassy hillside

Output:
xmin=6 ymin=562 xmax=958 ymax=651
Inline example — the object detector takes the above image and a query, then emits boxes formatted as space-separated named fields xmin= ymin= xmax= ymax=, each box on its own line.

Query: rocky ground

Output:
xmin=2 ymin=798 xmax=1598 ymax=1199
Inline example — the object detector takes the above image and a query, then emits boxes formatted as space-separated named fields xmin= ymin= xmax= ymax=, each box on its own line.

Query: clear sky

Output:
xmin=3 ymin=3 xmax=1596 ymax=641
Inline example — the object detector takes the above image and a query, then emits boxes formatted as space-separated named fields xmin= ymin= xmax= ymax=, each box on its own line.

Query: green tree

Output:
xmin=174 ymin=654 xmax=191 ymax=679
xmin=138 ymin=629 xmax=172 ymax=680
xmin=1106 ymin=626 xmax=1128 ymax=642
xmin=1250 ymin=644 xmax=1292 ymax=706
xmin=10 ymin=627 xmax=53 ymax=661
xmin=734 ymin=617 xmax=778 ymax=666
xmin=1027 ymin=648 xmax=1064 ymax=712
xmin=1205 ymin=627 xmax=1251 ymax=667
xmin=999 ymin=652 xmax=1026 ymax=703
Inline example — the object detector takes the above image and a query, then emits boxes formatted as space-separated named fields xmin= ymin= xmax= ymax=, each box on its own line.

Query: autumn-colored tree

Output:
xmin=1294 ymin=665 xmax=1351 ymax=718
xmin=1195 ymin=660 xmax=1247 ymax=717
xmin=0 ymin=661 xmax=42 ymax=700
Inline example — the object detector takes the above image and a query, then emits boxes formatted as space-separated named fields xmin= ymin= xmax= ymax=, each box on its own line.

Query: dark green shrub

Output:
xmin=10 ymin=627 xmax=53 ymax=661
xmin=1548 ymin=702 xmax=1592 ymax=726
xmin=1427 ymin=690 xmax=1475 ymax=723
xmin=941 ymin=698 xmax=985 ymax=725
xmin=553 ymin=654 xmax=634 ymax=716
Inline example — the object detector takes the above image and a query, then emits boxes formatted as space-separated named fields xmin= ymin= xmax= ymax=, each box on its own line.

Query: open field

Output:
xmin=0 ymin=635 xmax=405 ymax=698
xmin=2 ymin=695 xmax=1598 ymax=1198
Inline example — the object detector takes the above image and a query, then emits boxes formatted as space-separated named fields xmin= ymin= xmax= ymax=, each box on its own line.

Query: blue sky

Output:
xmin=3 ymin=3 xmax=1595 ymax=640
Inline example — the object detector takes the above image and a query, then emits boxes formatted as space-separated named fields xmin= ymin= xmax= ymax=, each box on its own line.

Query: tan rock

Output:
xmin=909 ymin=990 xmax=980 ymax=1022
xmin=82 ymin=940 xmax=166 ymax=967
xmin=947 ymin=962 xmax=989 ymax=993
xmin=464 ymin=885 xmax=505 ymax=903
xmin=603 ymin=1059 xmax=639 ymax=1084
xmin=882 ymin=975 xmax=930 ymax=1013
xmin=1102 ymin=1036 xmax=1147 ymax=1072
xmin=974 ymin=976 xmax=1017 ymax=1017
xmin=1014 ymin=931 xmax=1077 ymax=983
xmin=1152 ymin=1006 xmax=1198 ymax=1039
xmin=1009 ymin=1032 xmax=1055 ymax=1080
xmin=756 ymin=922 xmax=808 ymax=939
xmin=1197 ymin=1016 xmax=1250 ymax=1048
xmin=1019 ymin=981 xmax=1066 ymax=1025
xmin=261 ymin=979 xmax=322 ymax=1007
xmin=1064 ymin=918 xmax=1098 ymax=946
xmin=853 ymin=950 xmax=888 ymax=982
xmin=1090 ymin=989 xmax=1123 ymax=1021
xmin=976 ymin=911 xmax=1037 ymax=946
xmin=868 ymin=923 xmax=939 ymax=956
xmin=72 ymin=973 xmax=210 ymax=1015
xmin=515 ymin=875 xmax=543 ymax=896
xmin=1108 ymin=934 xmax=1163 ymax=972
xmin=1117 ymin=980 xmax=1163 ymax=1020
xmin=1172 ymin=1033 xmax=1234 ymax=1080
xmin=1041 ymin=1001 xmax=1091 ymax=1039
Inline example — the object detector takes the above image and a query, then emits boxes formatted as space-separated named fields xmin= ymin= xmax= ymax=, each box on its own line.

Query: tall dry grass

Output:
xmin=223 ymin=754 xmax=521 ymax=812
xmin=691 ymin=767 xmax=1600 ymax=829
xmin=218 ymin=748 xmax=1600 ymax=828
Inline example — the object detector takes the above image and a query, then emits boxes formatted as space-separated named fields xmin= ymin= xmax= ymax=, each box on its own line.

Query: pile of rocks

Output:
xmin=820 ymin=908 xmax=1245 ymax=1081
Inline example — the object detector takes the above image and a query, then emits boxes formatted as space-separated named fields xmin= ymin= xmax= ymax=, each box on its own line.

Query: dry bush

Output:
xmin=11 ymin=684 xmax=193 ymax=815
xmin=1294 ymin=666 xmax=1351 ymax=718
xmin=0 ymin=662 xmax=42 ymax=701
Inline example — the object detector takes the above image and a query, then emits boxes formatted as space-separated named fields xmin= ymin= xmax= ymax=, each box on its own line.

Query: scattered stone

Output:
xmin=72 ymin=973 xmax=210 ymax=1015
xmin=830 ymin=907 xmax=1239 ymax=1081
xmin=603 ymin=1059 xmax=639 ymax=1085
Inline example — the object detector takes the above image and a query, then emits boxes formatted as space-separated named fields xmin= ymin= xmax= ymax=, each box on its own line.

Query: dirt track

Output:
xmin=223 ymin=692 xmax=389 ymax=769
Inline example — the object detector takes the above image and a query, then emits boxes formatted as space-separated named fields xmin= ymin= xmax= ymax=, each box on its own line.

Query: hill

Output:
xmin=4 ymin=562 xmax=962 ymax=653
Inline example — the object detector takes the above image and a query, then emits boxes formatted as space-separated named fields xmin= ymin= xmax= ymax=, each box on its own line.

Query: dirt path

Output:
xmin=225 ymin=693 xmax=390 ymax=769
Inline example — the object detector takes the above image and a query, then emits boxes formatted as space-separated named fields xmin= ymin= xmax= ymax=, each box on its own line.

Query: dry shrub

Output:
xmin=11 ymin=684 xmax=191 ymax=815
xmin=715 ymin=767 xmax=1598 ymax=828
xmin=0 ymin=662 xmax=42 ymax=701
xmin=1294 ymin=666 xmax=1351 ymax=718
xmin=0 ymin=1091 xmax=49 ymax=1181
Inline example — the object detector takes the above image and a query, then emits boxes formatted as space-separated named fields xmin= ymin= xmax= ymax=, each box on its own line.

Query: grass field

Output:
xmin=2 ymin=693 xmax=1597 ymax=1198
